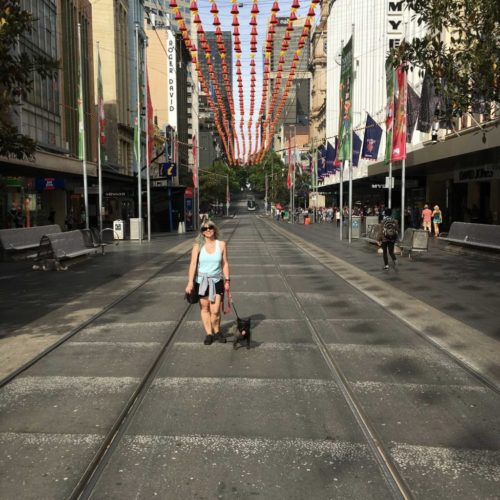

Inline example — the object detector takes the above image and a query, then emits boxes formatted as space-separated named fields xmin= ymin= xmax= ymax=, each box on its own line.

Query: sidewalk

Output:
xmin=0 ymin=232 xmax=193 ymax=338
xmin=274 ymin=219 xmax=500 ymax=341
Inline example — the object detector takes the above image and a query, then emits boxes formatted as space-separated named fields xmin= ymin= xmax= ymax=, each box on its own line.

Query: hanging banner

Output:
xmin=406 ymin=83 xmax=420 ymax=143
xmin=391 ymin=66 xmax=407 ymax=160
xmin=352 ymin=132 xmax=362 ymax=167
xmin=97 ymin=48 xmax=106 ymax=153
xmin=166 ymin=29 xmax=177 ymax=130
xmin=326 ymin=140 xmax=335 ymax=175
xmin=384 ymin=61 xmax=395 ymax=163
xmin=361 ymin=114 xmax=383 ymax=160
xmin=337 ymin=37 xmax=353 ymax=162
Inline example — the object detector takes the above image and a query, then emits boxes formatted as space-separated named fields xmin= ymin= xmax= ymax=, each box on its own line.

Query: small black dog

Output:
xmin=233 ymin=316 xmax=251 ymax=349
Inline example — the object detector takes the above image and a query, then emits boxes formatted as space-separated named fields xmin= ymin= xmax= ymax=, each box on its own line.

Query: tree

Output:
xmin=0 ymin=1 xmax=59 ymax=159
xmin=388 ymin=0 xmax=499 ymax=116
xmin=199 ymin=160 xmax=239 ymax=212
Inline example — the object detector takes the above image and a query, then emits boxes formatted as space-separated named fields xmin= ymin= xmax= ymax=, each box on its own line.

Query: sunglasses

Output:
xmin=201 ymin=226 xmax=214 ymax=232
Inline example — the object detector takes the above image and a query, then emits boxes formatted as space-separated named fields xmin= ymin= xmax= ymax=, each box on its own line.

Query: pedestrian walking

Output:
xmin=432 ymin=205 xmax=443 ymax=237
xmin=421 ymin=204 xmax=432 ymax=233
xmin=335 ymin=208 xmax=341 ymax=227
xmin=185 ymin=221 xmax=231 ymax=345
xmin=378 ymin=208 xmax=398 ymax=270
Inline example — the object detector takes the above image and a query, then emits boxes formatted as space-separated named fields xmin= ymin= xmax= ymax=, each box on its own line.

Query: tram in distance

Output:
xmin=247 ymin=195 xmax=256 ymax=211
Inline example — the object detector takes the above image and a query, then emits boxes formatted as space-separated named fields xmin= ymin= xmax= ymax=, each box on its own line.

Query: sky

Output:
xmin=196 ymin=0 xmax=316 ymax=160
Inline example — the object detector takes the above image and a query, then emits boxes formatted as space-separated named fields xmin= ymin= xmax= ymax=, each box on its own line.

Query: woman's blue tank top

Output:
xmin=196 ymin=240 xmax=222 ymax=283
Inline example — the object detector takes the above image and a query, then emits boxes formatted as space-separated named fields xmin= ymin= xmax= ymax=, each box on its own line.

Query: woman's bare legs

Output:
xmin=199 ymin=297 xmax=213 ymax=335
xmin=209 ymin=294 xmax=222 ymax=334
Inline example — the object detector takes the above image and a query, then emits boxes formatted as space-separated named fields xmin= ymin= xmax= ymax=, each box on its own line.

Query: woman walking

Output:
xmin=432 ymin=205 xmax=443 ymax=237
xmin=185 ymin=221 xmax=230 ymax=345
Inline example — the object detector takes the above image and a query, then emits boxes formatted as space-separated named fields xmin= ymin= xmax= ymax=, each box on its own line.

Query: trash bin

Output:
xmin=113 ymin=219 xmax=125 ymax=240
xmin=342 ymin=216 xmax=361 ymax=239
xmin=365 ymin=216 xmax=379 ymax=235
xmin=298 ymin=214 xmax=304 ymax=224
xmin=129 ymin=218 xmax=144 ymax=240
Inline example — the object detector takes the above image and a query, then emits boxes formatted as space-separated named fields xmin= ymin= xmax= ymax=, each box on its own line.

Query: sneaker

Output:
xmin=393 ymin=260 xmax=398 ymax=268
xmin=213 ymin=332 xmax=227 ymax=343
xmin=383 ymin=265 xmax=389 ymax=270
xmin=203 ymin=335 xmax=213 ymax=345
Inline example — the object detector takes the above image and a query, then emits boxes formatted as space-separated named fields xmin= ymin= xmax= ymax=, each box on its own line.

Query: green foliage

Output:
xmin=0 ymin=0 xmax=59 ymax=159
xmin=388 ymin=0 xmax=499 ymax=115
xmin=199 ymin=160 xmax=239 ymax=211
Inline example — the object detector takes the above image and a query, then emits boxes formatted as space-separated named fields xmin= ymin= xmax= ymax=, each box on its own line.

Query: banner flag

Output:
xmin=391 ymin=66 xmax=407 ymax=161
xmin=147 ymin=73 xmax=154 ymax=163
xmin=352 ymin=132 xmax=362 ymax=167
xmin=406 ymin=83 xmax=420 ymax=143
xmin=77 ymin=58 xmax=85 ymax=161
xmin=326 ymin=140 xmax=335 ymax=174
xmin=333 ymin=136 xmax=342 ymax=168
xmin=192 ymin=135 xmax=198 ymax=187
xmin=317 ymin=144 xmax=327 ymax=180
xmin=384 ymin=61 xmax=395 ymax=163
xmin=416 ymin=72 xmax=437 ymax=133
xmin=287 ymin=139 xmax=292 ymax=189
xmin=97 ymin=49 xmax=106 ymax=152
xmin=134 ymin=114 xmax=140 ymax=166
xmin=361 ymin=114 xmax=382 ymax=160
xmin=337 ymin=37 xmax=353 ymax=161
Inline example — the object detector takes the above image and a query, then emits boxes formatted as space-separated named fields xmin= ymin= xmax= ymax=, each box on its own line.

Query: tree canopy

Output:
xmin=0 ymin=0 xmax=58 ymax=159
xmin=389 ymin=0 xmax=499 ymax=116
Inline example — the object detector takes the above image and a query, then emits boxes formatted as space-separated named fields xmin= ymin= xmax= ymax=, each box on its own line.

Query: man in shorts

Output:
xmin=421 ymin=204 xmax=432 ymax=233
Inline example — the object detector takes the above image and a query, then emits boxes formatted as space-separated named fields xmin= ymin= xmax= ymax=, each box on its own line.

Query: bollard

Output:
xmin=181 ymin=221 xmax=186 ymax=233
xmin=178 ymin=222 xmax=183 ymax=234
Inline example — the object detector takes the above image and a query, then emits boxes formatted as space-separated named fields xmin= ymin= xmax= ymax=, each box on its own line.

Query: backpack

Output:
xmin=383 ymin=217 xmax=398 ymax=240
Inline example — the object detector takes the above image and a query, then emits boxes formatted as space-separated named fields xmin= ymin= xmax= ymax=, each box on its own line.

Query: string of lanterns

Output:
xmin=168 ymin=0 xmax=320 ymax=166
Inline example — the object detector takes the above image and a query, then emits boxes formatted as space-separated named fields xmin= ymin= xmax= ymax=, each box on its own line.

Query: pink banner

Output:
xmin=391 ymin=66 xmax=407 ymax=161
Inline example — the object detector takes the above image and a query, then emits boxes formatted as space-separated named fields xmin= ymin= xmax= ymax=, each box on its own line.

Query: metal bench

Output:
xmin=0 ymin=225 xmax=61 ymax=260
xmin=362 ymin=223 xmax=383 ymax=244
xmin=440 ymin=222 xmax=500 ymax=251
xmin=81 ymin=227 xmax=119 ymax=255
xmin=398 ymin=228 xmax=429 ymax=259
xmin=35 ymin=230 xmax=98 ymax=270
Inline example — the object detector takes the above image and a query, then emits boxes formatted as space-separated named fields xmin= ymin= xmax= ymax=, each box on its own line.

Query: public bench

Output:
xmin=398 ymin=228 xmax=429 ymax=259
xmin=362 ymin=223 xmax=383 ymax=244
xmin=0 ymin=225 xmax=61 ymax=260
xmin=440 ymin=222 xmax=500 ymax=251
xmin=35 ymin=229 xmax=98 ymax=270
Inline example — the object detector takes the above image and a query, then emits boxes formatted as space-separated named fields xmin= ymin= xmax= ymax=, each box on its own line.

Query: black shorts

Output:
xmin=196 ymin=280 xmax=224 ymax=298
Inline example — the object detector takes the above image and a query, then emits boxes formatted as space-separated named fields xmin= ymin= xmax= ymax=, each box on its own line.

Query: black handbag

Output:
xmin=185 ymin=288 xmax=199 ymax=304
xmin=185 ymin=253 xmax=199 ymax=304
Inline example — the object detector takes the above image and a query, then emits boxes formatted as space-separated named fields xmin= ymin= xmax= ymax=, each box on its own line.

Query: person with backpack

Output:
xmin=378 ymin=207 xmax=398 ymax=270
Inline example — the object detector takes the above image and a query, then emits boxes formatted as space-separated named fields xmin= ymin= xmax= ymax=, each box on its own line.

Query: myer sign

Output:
xmin=166 ymin=29 xmax=177 ymax=129
xmin=387 ymin=1 xmax=404 ymax=50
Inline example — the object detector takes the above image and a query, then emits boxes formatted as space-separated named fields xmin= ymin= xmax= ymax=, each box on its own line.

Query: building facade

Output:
xmin=0 ymin=0 xmax=96 ymax=230
xmin=324 ymin=0 xmax=500 ymax=225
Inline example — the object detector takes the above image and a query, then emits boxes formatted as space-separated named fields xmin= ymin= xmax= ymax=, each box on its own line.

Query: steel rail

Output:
xmin=68 ymin=218 xmax=240 ymax=499
xmin=253 ymin=216 xmax=414 ymax=500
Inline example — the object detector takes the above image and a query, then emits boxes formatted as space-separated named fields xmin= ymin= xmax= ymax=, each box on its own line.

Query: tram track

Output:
xmin=251 ymin=217 xmax=413 ymax=500
xmin=261 ymin=216 xmax=500 ymax=397
xmin=2 ymin=215 xmax=499 ymax=498
xmin=65 ymin=219 xmax=240 ymax=500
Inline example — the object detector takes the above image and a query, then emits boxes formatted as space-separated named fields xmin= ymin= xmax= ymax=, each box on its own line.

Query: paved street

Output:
xmin=1 ymin=214 xmax=500 ymax=499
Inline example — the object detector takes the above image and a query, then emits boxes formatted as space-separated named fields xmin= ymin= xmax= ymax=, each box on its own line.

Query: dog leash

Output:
xmin=223 ymin=288 xmax=233 ymax=315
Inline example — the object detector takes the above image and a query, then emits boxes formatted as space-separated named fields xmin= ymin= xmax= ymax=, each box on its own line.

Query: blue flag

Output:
xmin=317 ymin=144 xmax=327 ymax=179
xmin=361 ymin=114 xmax=382 ymax=161
xmin=326 ymin=140 xmax=335 ymax=174
xmin=352 ymin=132 xmax=362 ymax=167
